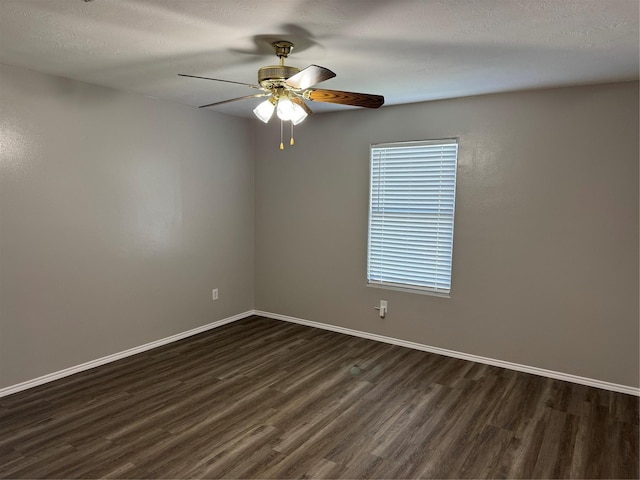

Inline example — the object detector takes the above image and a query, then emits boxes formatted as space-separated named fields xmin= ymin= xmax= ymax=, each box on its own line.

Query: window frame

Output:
xmin=366 ymin=138 xmax=459 ymax=298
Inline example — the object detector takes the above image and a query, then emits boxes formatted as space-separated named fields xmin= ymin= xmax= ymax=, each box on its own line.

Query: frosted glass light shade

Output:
xmin=253 ymin=99 xmax=275 ymax=123
xmin=276 ymin=96 xmax=295 ymax=121
xmin=290 ymin=101 xmax=308 ymax=125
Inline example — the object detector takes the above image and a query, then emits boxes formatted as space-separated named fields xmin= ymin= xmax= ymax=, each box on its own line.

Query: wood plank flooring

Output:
xmin=1 ymin=315 xmax=638 ymax=478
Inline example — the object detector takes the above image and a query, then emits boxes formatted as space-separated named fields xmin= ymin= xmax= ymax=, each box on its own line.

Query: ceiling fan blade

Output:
xmin=179 ymin=74 xmax=261 ymax=90
xmin=304 ymin=89 xmax=384 ymax=109
xmin=199 ymin=93 xmax=269 ymax=109
xmin=285 ymin=64 xmax=336 ymax=90
xmin=291 ymin=96 xmax=313 ymax=116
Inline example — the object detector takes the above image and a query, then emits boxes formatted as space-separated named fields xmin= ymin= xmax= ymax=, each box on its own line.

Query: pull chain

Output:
xmin=278 ymin=120 xmax=297 ymax=150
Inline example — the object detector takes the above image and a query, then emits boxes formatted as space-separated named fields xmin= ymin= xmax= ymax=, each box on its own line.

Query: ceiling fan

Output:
xmin=179 ymin=40 xmax=384 ymax=149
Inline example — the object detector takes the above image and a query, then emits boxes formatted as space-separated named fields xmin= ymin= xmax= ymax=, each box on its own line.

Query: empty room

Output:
xmin=0 ymin=0 xmax=638 ymax=478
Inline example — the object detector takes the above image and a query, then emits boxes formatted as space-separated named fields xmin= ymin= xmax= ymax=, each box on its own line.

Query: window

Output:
xmin=367 ymin=139 xmax=458 ymax=296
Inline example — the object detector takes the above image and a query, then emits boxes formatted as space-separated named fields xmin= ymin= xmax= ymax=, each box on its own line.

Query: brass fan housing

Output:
xmin=258 ymin=65 xmax=300 ymax=90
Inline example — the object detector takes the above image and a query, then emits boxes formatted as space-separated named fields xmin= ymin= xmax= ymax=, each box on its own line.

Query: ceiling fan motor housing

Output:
xmin=258 ymin=65 xmax=300 ymax=90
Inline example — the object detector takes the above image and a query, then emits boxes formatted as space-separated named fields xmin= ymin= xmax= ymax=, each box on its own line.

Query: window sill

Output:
xmin=366 ymin=282 xmax=451 ymax=299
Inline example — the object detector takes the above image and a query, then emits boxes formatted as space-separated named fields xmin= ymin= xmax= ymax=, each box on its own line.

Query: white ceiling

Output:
xmin=0 ymin=0 xmax=638 ymax=117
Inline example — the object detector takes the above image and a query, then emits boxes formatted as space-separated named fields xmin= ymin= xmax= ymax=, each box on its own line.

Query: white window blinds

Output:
xmin=367 ymin=139 xmax=458 ymax=295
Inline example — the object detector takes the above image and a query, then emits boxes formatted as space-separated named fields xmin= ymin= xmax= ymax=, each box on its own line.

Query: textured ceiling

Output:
xmin=0 ymin=0 xmax=638 ymax=117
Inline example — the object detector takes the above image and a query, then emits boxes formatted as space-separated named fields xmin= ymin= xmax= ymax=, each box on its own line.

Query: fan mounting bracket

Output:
xmin=271 ymin=40 xmax=294 ymax=59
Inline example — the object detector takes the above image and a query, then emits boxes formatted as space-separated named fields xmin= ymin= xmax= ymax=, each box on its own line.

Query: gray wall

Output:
xmin=0 ymin=64 xmax=255 ymax=388
xmin=2 ymin=64 xmax=637 ymax=390
xmin=254 ymin=82 xmax=639 ymax=388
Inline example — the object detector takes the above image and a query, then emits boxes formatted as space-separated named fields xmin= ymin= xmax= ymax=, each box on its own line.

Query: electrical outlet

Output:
xmin=375 ymin=299 xmax=388 ymax=318
xmin=212 ymin=288 xmax=218 ymax=300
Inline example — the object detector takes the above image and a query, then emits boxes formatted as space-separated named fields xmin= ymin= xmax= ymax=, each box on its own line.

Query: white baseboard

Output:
xmin=0 ymin=311 xmax=255 ymax=398
xmin=253 ymin=310 xmax=640 ymax=397
xmin=3 ymin=309 xmax=637 ymax=398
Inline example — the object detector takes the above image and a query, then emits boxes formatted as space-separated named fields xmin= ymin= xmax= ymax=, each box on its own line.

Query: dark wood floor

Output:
xmin=1 ymin=316 xmax=638 ymax=479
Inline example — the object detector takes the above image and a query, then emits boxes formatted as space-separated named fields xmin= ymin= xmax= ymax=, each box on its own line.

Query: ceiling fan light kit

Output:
xmin=253 ymin=96 xmax=276 ymax=123
xmin=180 ymin=40 xmax=384 ymax=150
